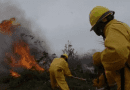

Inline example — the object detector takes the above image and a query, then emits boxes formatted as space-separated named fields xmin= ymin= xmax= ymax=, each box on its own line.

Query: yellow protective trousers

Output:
xmin=49 ymin=68 xmax=70 ymax=90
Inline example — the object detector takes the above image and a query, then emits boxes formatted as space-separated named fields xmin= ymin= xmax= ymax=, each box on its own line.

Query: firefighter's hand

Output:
xmin=66 ymin=75 xmax=73 ymax=78
xmin=93 ymin=78 xmax=103 ymax=89
xmin=71 ymin=76 xmax=75 ymax=78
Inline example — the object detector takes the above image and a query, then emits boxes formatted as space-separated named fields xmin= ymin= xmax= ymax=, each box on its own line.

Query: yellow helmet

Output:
xmin=92 ymin=52 xmax=102 ymax=66
xmin=89 ymin=6 xmax=115 ymax=31
xmin=62 ymin=53 xmax=68 ymax=59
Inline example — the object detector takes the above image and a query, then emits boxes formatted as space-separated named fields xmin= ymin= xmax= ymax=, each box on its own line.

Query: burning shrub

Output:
xmin=0 ymin=16 xmax=51 ymax=90
xmin=0 ymin=2 xmax=52 ymax=89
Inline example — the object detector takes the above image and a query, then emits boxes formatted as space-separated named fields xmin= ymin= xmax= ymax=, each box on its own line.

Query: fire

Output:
xmin=0 ymin=17 xmax=20 ymax=36
xmin=7 ymin=40 xmax=44 ymax=77
xmin=2 ymin=18 xmax=44 ymax=77
xmin=12 ymin=40 xmax=44 ymax=71
xmin=10 ymin=70 xmax=20 ymax=78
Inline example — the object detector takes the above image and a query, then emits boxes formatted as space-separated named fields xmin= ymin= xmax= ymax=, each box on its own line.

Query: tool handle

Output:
xmin=71 ymin=76 xmax=86 ymax=81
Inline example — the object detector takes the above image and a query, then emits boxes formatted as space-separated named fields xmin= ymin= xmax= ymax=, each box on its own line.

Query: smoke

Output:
xmin=0 ymin=0 xmax=50 ymax=75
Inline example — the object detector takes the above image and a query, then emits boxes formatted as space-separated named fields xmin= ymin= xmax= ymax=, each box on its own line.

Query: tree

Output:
xmin=62 ymin=40 xmax=81 ymax=70
xmin=62 ymin=40 xmax=77 ymax=58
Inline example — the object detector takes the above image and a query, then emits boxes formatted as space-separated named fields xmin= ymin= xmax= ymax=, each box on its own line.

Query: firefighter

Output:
xmin=92 ymin=52 xmax=116 ymax=89
xmin=49 ymin=53 xmax=72 ymax=90
xmin=89 ymin=6 xmax=130 ymax=90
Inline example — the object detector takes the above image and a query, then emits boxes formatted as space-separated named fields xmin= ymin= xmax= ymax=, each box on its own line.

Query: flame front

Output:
xmin=2 ymin=18 xmax=44 ymax=77
xmin=7 ymin=40 xmax=44 ymax=77
xmin=11 ymin=40 xmax=44 ymax=71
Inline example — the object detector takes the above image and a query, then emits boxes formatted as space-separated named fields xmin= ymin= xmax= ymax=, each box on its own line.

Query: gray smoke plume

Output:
xmin=0 ymin=0 xmax=50 ymax=76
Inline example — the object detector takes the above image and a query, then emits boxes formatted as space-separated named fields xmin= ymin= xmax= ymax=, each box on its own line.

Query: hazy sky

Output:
xmin=2 ymin=0 xmax=130 ymax=56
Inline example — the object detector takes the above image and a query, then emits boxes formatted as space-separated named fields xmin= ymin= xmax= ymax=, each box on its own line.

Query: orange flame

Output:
xmin=2 ymin=18 xmax=44 ymax=77
xmin=10 ymin=70 xmax=20 ymax=78
xmin=6 ymin=40 xmax=44 ymax=77
xmin=0 ymin=17 xmax=20 ymax=36
xmin=9 ymin=40 xmax=44 ymax=71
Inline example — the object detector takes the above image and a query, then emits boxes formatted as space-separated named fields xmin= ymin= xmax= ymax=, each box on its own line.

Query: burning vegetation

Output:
xmin=0 ymin=17 xmax=45 ymax=78
xmin=0 ymin=2 xmax=52 ymax=90
xmin=0 ymin=18 xmax=17 ymax=35
xmin=0 ymin=17 xmax=52 ymax=90
xmin=6 ymin=40 xmax=45 ymax=78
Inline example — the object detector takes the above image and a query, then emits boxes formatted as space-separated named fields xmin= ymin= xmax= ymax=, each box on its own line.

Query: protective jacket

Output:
xmin=49 ymin=58 xmax=72 ymax=90
xmin=101 ymin=19 xmax=130 ymax=90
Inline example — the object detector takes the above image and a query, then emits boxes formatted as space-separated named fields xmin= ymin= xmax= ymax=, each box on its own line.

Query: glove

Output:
xmin=93 ymin=76 xmax=105 ymax=89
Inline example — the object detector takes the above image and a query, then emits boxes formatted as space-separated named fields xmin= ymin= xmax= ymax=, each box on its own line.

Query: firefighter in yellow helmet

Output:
xmin=92 ymin=52 xmax=116 ymax=89
xmin=49 ymin=53 xmax=72 ymax=90
xmin=89 ymin=6 xmax=130 ymax=90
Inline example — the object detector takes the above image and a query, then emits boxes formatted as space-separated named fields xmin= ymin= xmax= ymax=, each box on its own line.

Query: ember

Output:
xmin=10 ymin=70 xmax=20 ymax=78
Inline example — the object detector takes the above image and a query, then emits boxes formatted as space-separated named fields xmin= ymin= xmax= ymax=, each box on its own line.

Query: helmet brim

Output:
xmin=90 ymin=11 xmax=115 ymax=31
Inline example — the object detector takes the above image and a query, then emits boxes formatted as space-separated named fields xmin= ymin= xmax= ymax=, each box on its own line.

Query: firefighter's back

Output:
xmin=49 ymin=58 xmax=66 ymax=72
